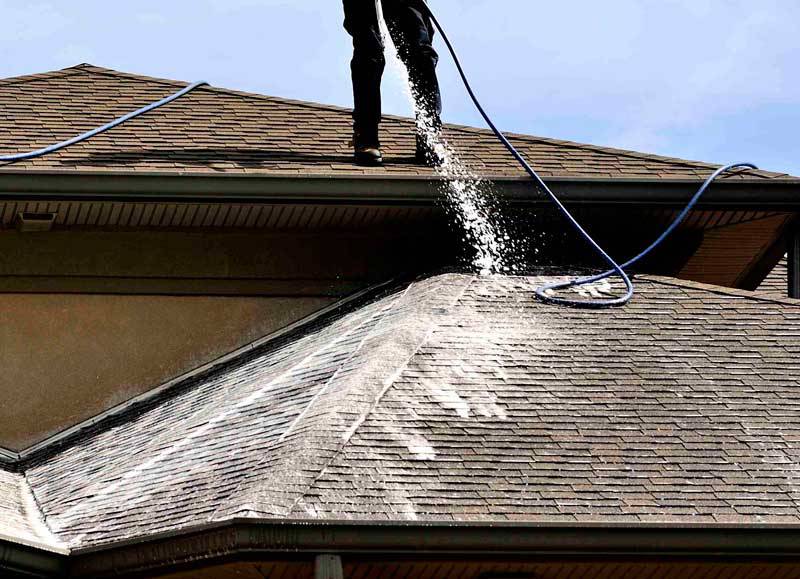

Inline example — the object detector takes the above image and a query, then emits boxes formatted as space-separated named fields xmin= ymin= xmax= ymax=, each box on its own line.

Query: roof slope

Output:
xmin=11 ymin=273 xmax=800 ymax=551
xmin=0 ymin=468 xmax=63 ymax=552
xmin=758 ymin=255 xmax=789 ymax=297
xmin=0 ymin=64 xmax=794 ymax=181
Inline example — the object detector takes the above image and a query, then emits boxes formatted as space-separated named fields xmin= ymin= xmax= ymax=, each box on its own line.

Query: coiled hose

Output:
xmin=420 ymin=3 xmax=757 ymax=308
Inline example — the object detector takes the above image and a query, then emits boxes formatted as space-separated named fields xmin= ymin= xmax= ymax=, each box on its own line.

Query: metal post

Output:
xmin=789 ymin=228 xmax=800 ymax=299
xmin=315 ymin=554 xmax=344 ymax=579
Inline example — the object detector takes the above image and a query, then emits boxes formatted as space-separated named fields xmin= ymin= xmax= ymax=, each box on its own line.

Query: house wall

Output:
xmin=0 ymin=293 xmax=332 ymax=451
xmin=0 ymin=229 xmax=433 ymax=295
xmin=1 ymin=206 xmax=791 ymax=451
xmin=0 ymin=227 xmax=452 ymax=451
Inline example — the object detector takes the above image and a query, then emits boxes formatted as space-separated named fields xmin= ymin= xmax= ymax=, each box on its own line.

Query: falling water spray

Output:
xmin=376 ymin=1 xmax=521 ymax=275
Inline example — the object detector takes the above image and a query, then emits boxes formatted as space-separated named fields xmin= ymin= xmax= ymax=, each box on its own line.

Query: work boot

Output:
xmin=415 ymin=133 xmax=444 ymax=167
xmin=353 ymin=127 xmax=383 ymax=167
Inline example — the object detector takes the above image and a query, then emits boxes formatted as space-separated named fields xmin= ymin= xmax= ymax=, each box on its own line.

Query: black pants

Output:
xmin=343 ymin=0 xmax=442 ymax=143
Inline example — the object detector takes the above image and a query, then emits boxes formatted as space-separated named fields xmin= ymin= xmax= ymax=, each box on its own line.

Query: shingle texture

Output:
xmin=3 ymin=273 xmax=797 ymax=551
xmin=0 ymin=468 xmax=62 ymax=551
xmin=758 ymin=256 xmax=789 ymax=298
xmin=0 ymin=64 xmax=794 ymax=181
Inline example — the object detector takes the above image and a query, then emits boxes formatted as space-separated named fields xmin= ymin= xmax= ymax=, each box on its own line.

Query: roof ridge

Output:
xmin=448 ymin=125 xmax=786 ymax=178
xmin=1 ymin=64 xmax=795 ymax=180
xmin=207 ymin=286 xmax=410 ymax=522
xmin=0 ymin=468 xmax=68 ymax=553
xmin=69 ymin=63 xmax=194 ymax=89
xmin=73 ymin=63 xmax=361 ymax=116
xmin=639 ymin=274 xmax=800 ymax=306
xmin=8 ymin=278 xmax=402 ymax=466
xmin=19 ymin=471 xmax=67 ymax=552
xmin=212 ymin=273 xmax=474 ymax=522
xmin=0 ymin=66 xmax=81 ymax=88
xmin=43 ymin=64 xmax=769 ymax=178
xmin=285 ymin=274 xmax=477 ymax=519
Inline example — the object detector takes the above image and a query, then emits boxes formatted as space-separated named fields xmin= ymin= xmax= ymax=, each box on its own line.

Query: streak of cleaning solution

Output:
xmin=376 ymin=2 xmax=522 ymax=275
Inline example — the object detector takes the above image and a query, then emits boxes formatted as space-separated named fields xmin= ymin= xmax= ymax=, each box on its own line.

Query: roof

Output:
xmin=0 ymin=64 xmax=795 ymax=182
xmin=0 ymin=469 xmax=64 ymax=553
xmin=758 ymin=255 xmax=789 ymax=297
xmin=4 ymin=272 xmax=800 ymax=552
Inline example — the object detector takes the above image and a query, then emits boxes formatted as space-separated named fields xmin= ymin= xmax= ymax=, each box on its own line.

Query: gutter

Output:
xmin=0 ymin=171 xmax=799 ymax=208
xmin=69 ymin=519 xmax=800 ymax=578
xmin=0 ymin=537 xmax=67 ymax=578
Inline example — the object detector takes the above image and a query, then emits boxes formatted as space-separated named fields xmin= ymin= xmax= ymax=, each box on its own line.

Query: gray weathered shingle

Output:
xmin=5 ymin=273 xmax=800 ymax=551
xmin=0 ymin=467 xmax=63 ymax=552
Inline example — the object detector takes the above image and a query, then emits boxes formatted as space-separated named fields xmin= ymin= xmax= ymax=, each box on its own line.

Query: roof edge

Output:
xmin=57 ymin=65 xmax=798 ymax=180
xmin=1 ymin=64 xmax=795 ymax=181
xmin=0 ymin=537 xmax=68 ymax=577
xmin=0 ymin=532 xmax=69 ymax=557
xmin=68 ymin=519 xmax=800 ymax=577
xmin=1 ymin=277 xmax=404 ymax=466
xmin=1 ymin=171 xmax=800 ymax=207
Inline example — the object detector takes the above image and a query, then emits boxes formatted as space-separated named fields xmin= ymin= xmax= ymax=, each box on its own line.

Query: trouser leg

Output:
xmin=382 ymin=0 xmax=442 ymax=130
xmin=343 ymin=0 xmax=385 ymax=144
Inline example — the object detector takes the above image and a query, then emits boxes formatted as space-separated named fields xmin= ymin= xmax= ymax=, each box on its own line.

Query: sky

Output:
xmin=1 ymin=0 xmax=798 ymax=175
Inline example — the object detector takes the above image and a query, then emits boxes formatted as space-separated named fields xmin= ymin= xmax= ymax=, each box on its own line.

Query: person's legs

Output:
xmin=382 ymin=0 xmax=442 ymax=135
xmin=343 ymin=0 xmax=385 ymax=158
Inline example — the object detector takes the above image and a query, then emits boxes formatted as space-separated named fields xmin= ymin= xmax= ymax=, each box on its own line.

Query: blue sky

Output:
xmin=1 ymin=0 xmax=798 ymax=175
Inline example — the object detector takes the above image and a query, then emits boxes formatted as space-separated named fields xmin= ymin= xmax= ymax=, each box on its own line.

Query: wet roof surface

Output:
xmin=3 ymin=273 xmax=799 ymax=550
xmin=0 ymin=64 xmax=795 ymax=181
xmin=0 ymin=468 xmax=63 ymax=551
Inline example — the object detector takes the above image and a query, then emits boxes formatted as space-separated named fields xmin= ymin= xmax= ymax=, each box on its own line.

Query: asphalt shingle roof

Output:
xmin=0 ymin=468 xmax=63 ymax=552
xmin=3 ymin=273 xmax=797 ymax=551
xmin=0 ymin=64 xmax=795 ymax=181
xmin=758 ymin=256 xmax=789 ymax=298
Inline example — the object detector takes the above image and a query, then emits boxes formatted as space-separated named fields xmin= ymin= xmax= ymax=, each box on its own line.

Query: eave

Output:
xmin=67 ymin=519 xmax=800 ymax=578
xmin=0 ymin=537 xmax=68 ymax=578
xmin=1 ymin=170 xmax=800 ymax=209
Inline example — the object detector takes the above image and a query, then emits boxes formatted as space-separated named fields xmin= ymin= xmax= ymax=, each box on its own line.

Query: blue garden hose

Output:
xmin=1 ymin=35 xmax=756 ymax=307
xmin=0 ymin=80 xmax=208 ymax=164
xmin=420 ymin=3 xmax=758 ymax=308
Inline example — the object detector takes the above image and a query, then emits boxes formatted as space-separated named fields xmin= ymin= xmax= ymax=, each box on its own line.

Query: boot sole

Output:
xmin=354 ymin=154 xmax=384 ymax=167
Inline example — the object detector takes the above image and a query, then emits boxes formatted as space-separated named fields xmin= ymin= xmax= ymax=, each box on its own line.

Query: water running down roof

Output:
xmin=1 ymin=273 xmax=798 ymax=552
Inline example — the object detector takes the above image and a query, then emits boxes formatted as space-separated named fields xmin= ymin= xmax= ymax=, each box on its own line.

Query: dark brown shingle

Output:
xmin=758 ymin=256 xmax=790 ymax=297
xmin=0 ymin=64 xmax=795 ymax=182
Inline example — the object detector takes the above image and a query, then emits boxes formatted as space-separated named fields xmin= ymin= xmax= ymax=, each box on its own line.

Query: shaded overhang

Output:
xmin=65 ymin=520 xmax=800 ymax=578
xmin=1 ymin=170 xmax=800 ymax=209
xmin=10 ymin=519 xmax=800 ymax=578
xmin=0 ymin=536 xmax=68 ymax=578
